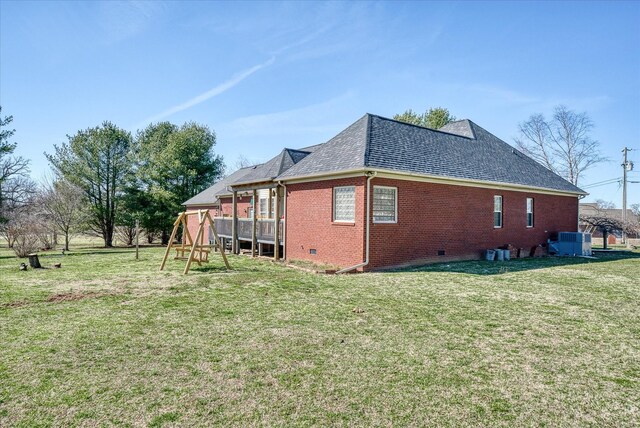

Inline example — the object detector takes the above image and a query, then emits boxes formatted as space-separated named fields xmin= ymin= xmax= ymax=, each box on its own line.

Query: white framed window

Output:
xmin=494 ymin=195 xmax=503 ymax=228
xmin=526 ymin=198 xmax=534 ymax=228
xmin=333 ymin=186 xmax=355 ymax=222
xmin=259 ymin=198 xmax=268 ymax=218
xmin=373 ymin=186 xmax=397 ymax=223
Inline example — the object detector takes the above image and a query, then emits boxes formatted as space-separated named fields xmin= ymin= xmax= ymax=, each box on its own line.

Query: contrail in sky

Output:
xmin=138 ymin=56 xmax=275 ymax=126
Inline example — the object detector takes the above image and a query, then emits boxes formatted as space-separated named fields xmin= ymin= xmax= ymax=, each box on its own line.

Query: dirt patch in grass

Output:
xmin=3 ymin=291 xmax=118 ymax=308
xmin=46 ymin=291 xmax=115 ymax=303
xmin=2 ymin=300 xmax=28 ymax=308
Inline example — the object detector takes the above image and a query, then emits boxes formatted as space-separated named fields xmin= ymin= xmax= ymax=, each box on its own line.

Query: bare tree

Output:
xmin=594 ymin=199 xmax=616 ymax=209
xmin=580 ymin=200 xmax=637 ymax=249
xmin=223 ymin=155 xmax=251 ymax=178
xmin=1 ymin=107 xmax=34 ymax=223
xmin=6 ymin=205 xmax=53 ymax=257
xmin=515 ymin=105 xmax=606 ymax=186
xmin=145 ymin=228 xmax=159 ymax=244
xmin=38 ymin=177 xmax=89 ymax=251
xmin=115 ymin=225 xmax=136 ymax=246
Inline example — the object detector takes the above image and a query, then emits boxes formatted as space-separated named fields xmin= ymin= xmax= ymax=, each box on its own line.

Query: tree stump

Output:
xmin=28 ymin=253 xmax=41 ymax=269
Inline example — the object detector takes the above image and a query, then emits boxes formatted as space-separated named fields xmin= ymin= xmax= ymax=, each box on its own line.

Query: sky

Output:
xmin=1 ymin=0 xmax=639 ymax=206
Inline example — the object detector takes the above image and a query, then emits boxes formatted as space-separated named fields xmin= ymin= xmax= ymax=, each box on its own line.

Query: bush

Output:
xmin=3 ymin=209 xmax=53 ymax=257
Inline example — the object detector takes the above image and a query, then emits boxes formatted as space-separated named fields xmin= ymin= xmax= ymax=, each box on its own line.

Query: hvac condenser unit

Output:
xmin=548 ymin=232 xmax=592 ymax=256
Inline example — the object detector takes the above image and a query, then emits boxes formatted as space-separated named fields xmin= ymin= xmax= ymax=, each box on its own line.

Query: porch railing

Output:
xmin=212 ymin=217 xmax=283 ymax=244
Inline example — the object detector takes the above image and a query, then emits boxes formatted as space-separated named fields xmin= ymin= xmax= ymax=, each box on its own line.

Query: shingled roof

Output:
xmin=182 ymin=166 xmax=255 ymax=206
xmin=276 ymin=114 xmax=585 ymax=195
xmin=184 ymin=113 xmax=585 ymax=206
xmin=232 ymin=148 xmax=312 ymax=185
xmin=183 ymin=148 xmax=315 ymax=206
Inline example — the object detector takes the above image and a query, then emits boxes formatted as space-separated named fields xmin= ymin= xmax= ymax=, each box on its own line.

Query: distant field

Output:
xmin=1 ymin=244 xmax=639 ymax=426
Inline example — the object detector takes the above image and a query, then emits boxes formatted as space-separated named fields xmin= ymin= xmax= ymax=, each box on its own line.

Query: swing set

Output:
xmin=159 ymin=210 xmax=230 ymax=274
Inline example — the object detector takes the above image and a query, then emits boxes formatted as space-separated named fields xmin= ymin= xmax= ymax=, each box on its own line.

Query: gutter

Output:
xmin=336 ymin=171 xmax=377 ymax=274
xmin=278 ymin=168 xmax=586 ymax=197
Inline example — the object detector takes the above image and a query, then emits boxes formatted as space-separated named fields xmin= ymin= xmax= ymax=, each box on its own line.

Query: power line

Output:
xmin=582 ymin=177 xmax=621 ymax=186
xmin=582 ymin=177 xmax=622 ymax=189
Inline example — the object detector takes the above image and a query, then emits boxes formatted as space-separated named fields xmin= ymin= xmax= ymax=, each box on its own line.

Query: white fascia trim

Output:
xmin=373 ymin=169 xmax=587 ymax=197
xmin=277 ymin=167 xmax=586 ymax=197
xmin=278 ymin=169 xmax=367 ymax=184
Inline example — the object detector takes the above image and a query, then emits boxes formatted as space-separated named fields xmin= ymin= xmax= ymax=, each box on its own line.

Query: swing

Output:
xmin=159 ymin=209 xmax=230 ymax=274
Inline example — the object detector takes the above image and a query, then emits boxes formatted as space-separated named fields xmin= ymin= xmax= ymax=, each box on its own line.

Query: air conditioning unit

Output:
xmin=548 ymin=232 xmax=592 ymax=256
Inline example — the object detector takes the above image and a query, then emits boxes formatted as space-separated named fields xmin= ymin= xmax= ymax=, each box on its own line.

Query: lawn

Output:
xmin=1 ymin=244 xmax=639 ymax=427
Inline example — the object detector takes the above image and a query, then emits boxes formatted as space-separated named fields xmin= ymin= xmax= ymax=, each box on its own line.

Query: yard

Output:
xmin=1 ymin=244 xmax=639 ymax=427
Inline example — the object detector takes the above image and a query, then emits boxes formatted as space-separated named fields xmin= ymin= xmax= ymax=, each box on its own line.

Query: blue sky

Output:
xmin=1 ymin=1 xmax=639 ymax=205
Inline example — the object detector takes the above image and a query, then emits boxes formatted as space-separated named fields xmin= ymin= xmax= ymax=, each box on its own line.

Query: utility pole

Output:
xmin=622 ymin=147 xmax=633 ymax=245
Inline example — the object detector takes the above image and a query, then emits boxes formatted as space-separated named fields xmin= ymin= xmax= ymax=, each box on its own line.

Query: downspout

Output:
xmin=578 ymin=194 xmax=586 ymax=232
xmin=337 ymin=171 xmax=377 ymax=274
xmin=277 ymin=180 xmax=287 ymax=260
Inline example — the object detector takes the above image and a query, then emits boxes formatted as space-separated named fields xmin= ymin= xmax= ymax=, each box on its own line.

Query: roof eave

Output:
xmin=373 ymin=168 xmax=588 ymax=197
xmin=277 ymin=167 xmax=586 ymax=196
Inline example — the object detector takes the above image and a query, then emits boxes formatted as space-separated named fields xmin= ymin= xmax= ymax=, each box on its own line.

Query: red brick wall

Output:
xmin=285 ymin=177 xmax=367 ymax=268
xmin=218 ymin=196 xmax=251 ymax=218
xmin=183 ymin=204 xmax=218 ymax=244
xmin=367 ymin=177 xmax=579 ymax=269
xmin=184 ymin=197 xmax=251 ymax=244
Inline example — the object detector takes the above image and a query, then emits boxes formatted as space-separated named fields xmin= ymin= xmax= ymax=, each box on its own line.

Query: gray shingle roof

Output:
xmin=275 ymin=114 xmax=585 ymax=194
xmin=182 ymin=166 xmax=255 ymax=206
xmin=438 ymin=120 xmax=476 ymax=138
xmin=276 ymin=114 xmax=369 ymax=179
xmin=232 ymin=148 xmax=312 ymax=185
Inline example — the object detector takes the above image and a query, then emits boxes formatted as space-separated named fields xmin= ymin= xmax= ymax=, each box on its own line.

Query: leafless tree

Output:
xmin=515 ymin=105 xmax=606 ymax=186
xmin=594 ymin=199 xmax=616 ymax=210
xmin=145 ymin=228 xmax=159 ymax=244
xmin=38 ymin=177 xmax=89 ymax=251
xmin=1 ymin=107 xmax=35 ymax=227
xmin=580 ymin=213 xmax=636 ymax=250
xmin=115 ymin=225 xmax=136 ymax=246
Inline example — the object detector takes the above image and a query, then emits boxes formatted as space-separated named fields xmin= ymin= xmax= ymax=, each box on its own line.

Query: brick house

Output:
xmin=183 ymin=114 xmax=586 ymax=271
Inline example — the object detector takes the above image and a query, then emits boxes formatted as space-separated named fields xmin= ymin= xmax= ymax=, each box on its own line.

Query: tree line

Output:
xmin=0 ymin=107 xmax=223 ymax=255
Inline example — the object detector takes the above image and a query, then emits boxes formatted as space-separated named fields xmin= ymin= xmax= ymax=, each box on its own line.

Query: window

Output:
xmin=259 ymin=198 xmax=268 ymax=218
xmin=333 ymin=186 xmax=355 ymax=222
xmin=271 ymin=195 xmax=276 ymax=218
xmin=526 ymin=198 xmax=534 ymax=228
xmin=373 ymin=186 xmax=397 ymax=223
xmin=494 ymin=195 xmax=503 ymax=228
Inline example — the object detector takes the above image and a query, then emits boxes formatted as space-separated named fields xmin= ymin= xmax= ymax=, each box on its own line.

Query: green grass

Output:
xmin=1 ymin=244 xmax=639 ymax=426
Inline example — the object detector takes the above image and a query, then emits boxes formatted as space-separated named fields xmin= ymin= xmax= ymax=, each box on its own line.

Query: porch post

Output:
xmin=282 ymin=185 xmax=287 ymax=260
xmin=252 ymin=189 xmax=257 ymax=257
xmin=232 ymin=190 xmax=238 ymax=254
xmin=274 ymin=185 xmax=280 ymax=260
